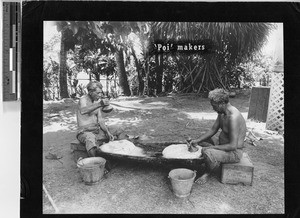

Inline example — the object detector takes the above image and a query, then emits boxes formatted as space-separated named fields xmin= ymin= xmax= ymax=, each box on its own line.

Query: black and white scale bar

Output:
xmin=2 ymin=1 xmax=20 ymax=101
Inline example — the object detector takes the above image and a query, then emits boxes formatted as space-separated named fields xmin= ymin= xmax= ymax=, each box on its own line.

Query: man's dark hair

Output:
xmin=87 ymin=81 xmax=103 ymax=93
xmin=208 ymin=88 xmax=229 ymax=104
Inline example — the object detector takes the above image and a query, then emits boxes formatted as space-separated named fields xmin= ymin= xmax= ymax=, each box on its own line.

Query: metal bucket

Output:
xmin=77 ymin=157 xmax=106 ymax=185
xmin=168 ymin=168 xmax=196 ymax=198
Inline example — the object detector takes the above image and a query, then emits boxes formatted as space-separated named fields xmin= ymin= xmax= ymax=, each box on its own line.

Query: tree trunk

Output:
xmin=59 ymin=30 xmax=69 ymax=99
xmin=144 ymin=57 xmax=150 ymax=96
xmin=106 ymin=74 xmax=109 ymax=96
xmin=115 ymin=48 xmax=131 ymax=96
xmin=94 ymin=73 xmax=100 ymax=82
xmin=131 ymin=47 xmax=144 ymax=96
xmin=155 ymin=54 xmax=163 ymax=94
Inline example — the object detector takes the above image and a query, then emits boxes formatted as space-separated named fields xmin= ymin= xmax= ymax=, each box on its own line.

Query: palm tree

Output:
xmin=56 ymin=22 xmax=78 ymax=98
xmin=152 ymin=27 xmax=164 ymax=94
xmin=128 ymin=22 xmax=151 ymax=96
xmin=115 ymin=47 xmax=131 ymax=96
xmin=54 ymin=21 xmax=133 ymax=97
xmin=51 ymin=21 xmax=80 ymax=99
xmin=130 ymin=44 xmax=144 ymax=96
xmin=151 ymin=22 xmax=274 ymax=93
xmin=96 ymin=22 xmax=134 ymax=96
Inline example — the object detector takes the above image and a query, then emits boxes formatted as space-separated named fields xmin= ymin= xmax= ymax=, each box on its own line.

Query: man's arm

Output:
xmin=209 ymin=115 xmax=239 ymax=151
xmin=191 ymin=115 xmax=220 ymax=146
xmin=79 ymin=97 xmax=108 ymax=115
xmin=97 ymin=110 xmax=114 ymax=141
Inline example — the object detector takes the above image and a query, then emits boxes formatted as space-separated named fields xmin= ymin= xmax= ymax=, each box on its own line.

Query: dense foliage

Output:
xmin=43 ymin=21 xmax=275 ymax=100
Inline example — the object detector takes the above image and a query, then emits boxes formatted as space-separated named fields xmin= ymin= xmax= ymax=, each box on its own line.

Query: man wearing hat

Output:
xmin=76 ymin=81 xmax=123 ymax=157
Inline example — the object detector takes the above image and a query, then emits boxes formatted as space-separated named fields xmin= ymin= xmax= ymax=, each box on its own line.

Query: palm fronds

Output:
xmin=151 ymin=22 xmax=274 ymax=92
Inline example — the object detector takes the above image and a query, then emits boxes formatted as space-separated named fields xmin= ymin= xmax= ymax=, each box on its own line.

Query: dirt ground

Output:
xmin=43 ymin=90 xmax=284 ymax=214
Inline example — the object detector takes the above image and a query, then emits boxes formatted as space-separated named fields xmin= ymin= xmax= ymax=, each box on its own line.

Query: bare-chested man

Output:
xmin=76 ymin=81 xmax=122 ymax=157
xmin=190 ymin=88 xmax=247 ymax=184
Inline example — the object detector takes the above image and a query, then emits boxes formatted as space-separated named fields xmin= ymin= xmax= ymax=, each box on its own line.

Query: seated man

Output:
xmin=190 ymin=88 xmax=247 ymax=184
xmin=76 ymin=81 xmax=123 ymax=157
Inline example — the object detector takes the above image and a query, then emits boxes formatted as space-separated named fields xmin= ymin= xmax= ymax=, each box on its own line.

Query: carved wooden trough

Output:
xmin=71 ymin=139 xmax=205 ymax=169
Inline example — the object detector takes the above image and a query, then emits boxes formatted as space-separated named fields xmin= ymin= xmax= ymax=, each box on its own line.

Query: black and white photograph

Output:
xmin=42 ymin=20 xmax=284 ymax=214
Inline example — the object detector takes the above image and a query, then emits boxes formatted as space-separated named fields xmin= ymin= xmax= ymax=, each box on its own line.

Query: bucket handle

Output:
xmin=193 ymin=170 xmax=197 ymax=182
xmin=77 ymin=157 xmax=84 ymax=167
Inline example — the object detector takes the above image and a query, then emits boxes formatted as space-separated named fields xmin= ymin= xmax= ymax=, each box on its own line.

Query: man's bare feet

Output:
xmin=195 ymin=173 xmax=210 ymax=185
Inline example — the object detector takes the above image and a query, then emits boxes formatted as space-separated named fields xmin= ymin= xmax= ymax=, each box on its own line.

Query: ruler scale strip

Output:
xmin=17 ymin=2 xmax=21 ymax=100
xmin=11 ymin=2 xmax=16 ymax=95
xmin=2 ymin=1 xmax=20 ymax=101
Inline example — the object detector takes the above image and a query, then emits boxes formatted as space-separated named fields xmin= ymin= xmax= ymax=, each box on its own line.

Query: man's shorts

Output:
xmin=76 ymin=125 xmax=123 ymax=152
xmin=199 ymin=138 xmax=243 ymax=171
xmin=202 ymin=148 xmax=243 ymax=170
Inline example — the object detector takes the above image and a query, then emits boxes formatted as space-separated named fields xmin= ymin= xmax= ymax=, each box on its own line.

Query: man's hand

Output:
xmin=107 ymin=132 xmax=114 ymax=141
xmin=96 ymin=99 xmax=110 ymax=107
xmin=190 ymin=140 xmax=199 ymax=147
xmin=187 ymin=139 xmax=199 ymax=152
xmin=101 ymin=99 xmax=110 ymax=107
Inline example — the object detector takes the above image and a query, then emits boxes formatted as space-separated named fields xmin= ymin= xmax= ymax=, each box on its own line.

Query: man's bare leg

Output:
xmin=195 ymin=149 xmax=218 ymax=185
xmin=88 ymin=147 xmax=98 ymax=157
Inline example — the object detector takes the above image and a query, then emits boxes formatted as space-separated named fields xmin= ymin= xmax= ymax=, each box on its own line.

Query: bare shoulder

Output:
xmin=230 ymin=106 xmax=242 ymax=116
xmin=229 ymin=106 xmax=245 ymax=123
xmin=231 ymin=106 xmax=246 ymax=128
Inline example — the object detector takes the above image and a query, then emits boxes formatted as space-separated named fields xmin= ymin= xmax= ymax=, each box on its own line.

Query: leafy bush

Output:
xmin=227 ymin=53 xmax=275 ymax=89
xmin=163 ymin=55 xmax=180 ymax=92
xmin=76 ymin=84 xmax=87 ymax=97
xmin=43 ymin=59 xmax=60 ymax=100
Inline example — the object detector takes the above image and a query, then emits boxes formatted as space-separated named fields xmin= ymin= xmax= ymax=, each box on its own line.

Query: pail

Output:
xmin=77 ymin=157 xmax=106 ymax=185
xmin=168 ymin=168 xmax=196 ymax=198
